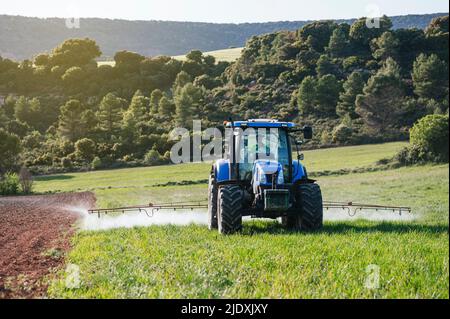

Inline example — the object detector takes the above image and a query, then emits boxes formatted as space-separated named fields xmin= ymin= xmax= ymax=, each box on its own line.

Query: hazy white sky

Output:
xmin=1 ymin=0 xmax=448 ymax=23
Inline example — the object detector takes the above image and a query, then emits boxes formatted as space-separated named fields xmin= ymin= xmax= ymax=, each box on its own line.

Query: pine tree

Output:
xmin=159 ymin=95 xmax=175 ymax=118
xmin=412 ymin=54 xmax=449 ymax=101
xmin=174 ymin=83 xmax=203 ymax=127
xmin=297 ymin=76 xmax=317 ymax=115
xmin=328 ymin=28 xmax=348 ymax=57
xmin=149 ymin=89 xmax=163 ymax=114
xmin=371 ymin=31 xmax=400 ymax=61
xmin=97 ymin=93 xmax=126 ymax=138
xmin=58 ymin=99 xmax=85 ymax=141
xmin=316 ymin=55 xmax=335 ymax=77
xmin=337 ymin=71 xmax=365 ymax=118
xmin=315 ymin=74 xmax=342 ymax=116
xmin=356 ymin=58 xmax=406 ymax=133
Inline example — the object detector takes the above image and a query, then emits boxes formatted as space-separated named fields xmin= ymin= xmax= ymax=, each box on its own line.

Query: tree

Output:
xmin=14 ymin=96 xmax=33 ymax=125
xmin=349 ymin=16 xmax=393 ymax=47
xmin=0 ymin=129 xmax=21 ymax=173
xmin=186 ymin=50 xmax=203 ymax=63
xmin=51 ymin=38 xmax=101 ymax=68
xmin=356 ymin=58 xmax=406 ymax=133
xmin=58 ymin=99 xmax=85 ymax=142
xmin=114 ymin=51 xmax=145 ymax=72
xmin=34 ymin=54 xmax=50 ymax=67
xmin=174 ymin=83 xmax=203 ymax=127
xmin=173 ymin=71 xmax=192 ymax=92
xmin=425 ymin=16 xmax=449 ymax=37
xmin=61 ymin=66 xmax=86 ymax=91
xmin=337 ymin=71 xmax=365 ymax=118
xmin=412 ymin=54 xmax=449 ymax=101
xmin=327 ymin=27 xmax=348 ymax=57
xmin=75 ymin=138 xmax=96 ymax=162
xmin=149 ymin=89 xmax=163 ymax=114
xmin=316 ymin=55 xmax=335 ymax=77
xmin=297 ymin=76 xmax=317 ymax=115
xmin=97 ymin=93 xmax=126 ymax=138
xmin=121 ymin=91 xmax=149 ymax=142
xmin=410 ymin=114 xmax=449 ymax=161
xmin=194 ymin=74 xmax=221 ymax=90
xmin=298 ymin=21 xmax=337 ymax=52
xmin=159 ymin=95 xmax=175 ymax=118
xmin=315 ymin=74 xmax=342 ymax=115
xmin=0 ymin=107 xmax=8 ymax=129
xmin=371 ymin=31 xmax=399 ymax=61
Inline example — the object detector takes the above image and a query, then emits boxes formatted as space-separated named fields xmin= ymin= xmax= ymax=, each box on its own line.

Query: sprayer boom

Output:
xmin=88 ymin=201 xmax=208 ymax=218
xmin=88 ymin=199 xmax=410 ymax=219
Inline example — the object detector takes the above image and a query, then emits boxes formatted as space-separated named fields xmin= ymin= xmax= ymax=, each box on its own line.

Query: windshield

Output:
xmin=236 ymin=128 xmax=290 ymax=181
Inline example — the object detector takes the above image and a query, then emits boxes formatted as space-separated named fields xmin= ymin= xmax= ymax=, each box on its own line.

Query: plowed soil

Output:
xmin=0 ymin=192 xmax=95 ymax=299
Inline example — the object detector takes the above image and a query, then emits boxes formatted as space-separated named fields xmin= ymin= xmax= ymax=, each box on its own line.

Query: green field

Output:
xmin=173 ymin=47 xmax=243 ymax=62
xmin=97 ymin=47 xmax=243 ymax=67
xmin=35 ymin=142 xmax=449 ymax=298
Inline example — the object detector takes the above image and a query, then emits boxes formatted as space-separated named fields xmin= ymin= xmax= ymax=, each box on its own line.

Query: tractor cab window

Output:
xmin=236 ymin=128 xmax=290 ymax=182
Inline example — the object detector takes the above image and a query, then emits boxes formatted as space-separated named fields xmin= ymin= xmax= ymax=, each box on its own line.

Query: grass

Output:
xmin=48 ymin=222 xmax=448 ymax=298
xmin=97 ymin=47 xmax=243 ymax=67
xmin=34 ymin=142 xmax=448 ymax=298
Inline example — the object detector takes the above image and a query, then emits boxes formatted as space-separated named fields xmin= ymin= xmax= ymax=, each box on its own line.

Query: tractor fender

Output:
xmin=292 ymin=160 xmax=307 ymax=183
xmin=214 ymin=159 xmax=231 ymax=183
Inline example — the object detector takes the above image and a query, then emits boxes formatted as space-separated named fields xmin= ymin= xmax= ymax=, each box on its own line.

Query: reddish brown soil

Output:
xmin=0 ymin=192 xmax=95 ymax=299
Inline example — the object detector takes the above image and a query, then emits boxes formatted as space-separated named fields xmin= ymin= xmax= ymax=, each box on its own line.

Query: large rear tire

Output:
xmin=297 ymin=183 xmax=323 ymax=231
xmin=207 ymin=175 xmax=218 ymax=230
xmin=282 ymin=183 xmax=323 ymax=231
xmin=217 ymin=185 xmax=242 ymax=234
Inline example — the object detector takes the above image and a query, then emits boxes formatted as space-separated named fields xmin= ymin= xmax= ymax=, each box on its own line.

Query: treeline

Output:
xmin=0 ymin=15 xmax=448 ymax=175
xmin=220 ymin=15 xmax=449 ymax=145
xmin=1 ymin=13 xmax=447 ymax=60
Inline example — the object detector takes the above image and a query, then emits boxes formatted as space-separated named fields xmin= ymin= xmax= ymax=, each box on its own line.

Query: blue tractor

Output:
xmin=208 ymin=119 xmax=323 ymax=234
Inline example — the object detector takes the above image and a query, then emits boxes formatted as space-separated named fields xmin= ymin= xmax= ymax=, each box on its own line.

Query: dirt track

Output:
xmin=0 ymin=192 xmax=95 ymax=299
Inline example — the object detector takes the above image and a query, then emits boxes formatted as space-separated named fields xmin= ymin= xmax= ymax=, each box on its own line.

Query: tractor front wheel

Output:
xmin=217 ymin=185 xmax=242 ymax=234
xmin=282 ymin=183 xmax=323 ymax=231
xmin=207 ymin=175 xmax=218 ymax=230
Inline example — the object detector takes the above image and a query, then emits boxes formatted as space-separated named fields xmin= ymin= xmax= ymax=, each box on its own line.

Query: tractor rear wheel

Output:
xmin=217 ymin=185 xmax=242 ymax=234
xmin=207 ymin=175 xmax=218 ymax=230
xmin=282 ymin=183 xmax=323 ymax=231
xmin=297 ymin=183 xmax=323 ymax=231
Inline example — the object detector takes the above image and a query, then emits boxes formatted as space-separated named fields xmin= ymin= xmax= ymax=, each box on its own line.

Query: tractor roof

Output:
xmin=225 ymin=119 xmax=296 ymax=129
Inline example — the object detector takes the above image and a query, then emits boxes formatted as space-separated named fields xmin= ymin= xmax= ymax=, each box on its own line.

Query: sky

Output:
xmin=1 ymin=0 xmax=448 ymax=23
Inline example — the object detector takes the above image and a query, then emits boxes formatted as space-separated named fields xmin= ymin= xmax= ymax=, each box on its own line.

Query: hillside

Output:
xmin=0 ymin=13 xmax=447 ymax=60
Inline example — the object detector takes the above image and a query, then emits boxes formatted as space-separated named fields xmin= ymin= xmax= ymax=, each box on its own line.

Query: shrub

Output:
xmin=332 ymin=124 xmax=353 ymax=144
xmin=91 ymin=156 xmax=102 ymax=170
xmin=75 ymin=138 xmax=96 ymax=162
xmin=0 ymin=172 xmax=20 ymax=195
xmin=61 ymin=157 xmax=73 ymax=169
xmin=144 ymin=149 xmax=164 ymax=166
xmin=410 ymin=114 xmax=449 ymax=162
xmin=19 ymin=166 xmax=34 ymax=194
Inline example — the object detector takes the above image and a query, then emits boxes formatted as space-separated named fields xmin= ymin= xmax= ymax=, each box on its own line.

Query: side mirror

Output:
xmin=302 ymin=126 xmax=313 ymax=140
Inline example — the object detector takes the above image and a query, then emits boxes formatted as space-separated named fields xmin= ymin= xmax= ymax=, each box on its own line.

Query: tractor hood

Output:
xmin=252 ymin=160 xmax=284 ymax=192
